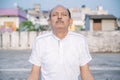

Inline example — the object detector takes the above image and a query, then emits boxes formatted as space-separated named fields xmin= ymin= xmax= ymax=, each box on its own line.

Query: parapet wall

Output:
xmin=0 ymin=31 xmax=120 ymax=52
xmin=79 ymin=31 xmax=120 ymax=52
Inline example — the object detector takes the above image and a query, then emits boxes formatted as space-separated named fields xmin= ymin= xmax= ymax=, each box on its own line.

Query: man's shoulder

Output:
xmin=36 ymin=31 xmax=52 ymax=41
xmin=69 ymin=31 xmax=86 ymax=39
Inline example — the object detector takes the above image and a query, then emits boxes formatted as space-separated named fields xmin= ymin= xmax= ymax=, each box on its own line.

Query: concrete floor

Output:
xmin=0 ymin=50 xmax=120 ymax=80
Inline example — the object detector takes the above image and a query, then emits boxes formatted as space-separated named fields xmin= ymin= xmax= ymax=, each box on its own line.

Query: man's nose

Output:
xmin=58 ymin=14 xmax=62 ymax=19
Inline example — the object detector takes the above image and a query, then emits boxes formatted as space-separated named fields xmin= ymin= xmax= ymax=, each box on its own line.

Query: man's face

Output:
xmin=49 ymin=6 xmax=72 ymax=33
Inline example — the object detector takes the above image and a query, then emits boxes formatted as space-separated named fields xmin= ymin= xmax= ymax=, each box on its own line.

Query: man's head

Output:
xmin=48 ymin=5 xmax=73 ymax=34
xmin=49 ymin=7 xmax=71 ymax=19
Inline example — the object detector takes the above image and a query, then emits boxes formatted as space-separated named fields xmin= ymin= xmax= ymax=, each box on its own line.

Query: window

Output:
xmin=93 ymin=19 xmax=101 ymax=23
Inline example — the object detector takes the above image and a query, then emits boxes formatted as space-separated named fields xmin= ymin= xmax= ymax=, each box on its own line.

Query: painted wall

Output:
xmin=102 ymin=20 xmax=116 ymax=31
xmin=0 ymin=17 xmax=19 ymax=28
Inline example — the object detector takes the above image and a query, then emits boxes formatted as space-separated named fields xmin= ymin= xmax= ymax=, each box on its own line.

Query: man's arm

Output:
xmin=27 ymin=64 xmax=41 ymax=80
xmin=80 ymin=64 xmax=94 ymax=80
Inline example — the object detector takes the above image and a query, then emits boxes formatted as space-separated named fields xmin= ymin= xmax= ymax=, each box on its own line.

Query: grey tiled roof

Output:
xmin=87 ymin=15 xmax=116 ymax=19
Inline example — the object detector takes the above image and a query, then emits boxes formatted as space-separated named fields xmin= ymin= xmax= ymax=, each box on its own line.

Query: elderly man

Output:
xmin=27 ymin=5 xmax=94 ymax=80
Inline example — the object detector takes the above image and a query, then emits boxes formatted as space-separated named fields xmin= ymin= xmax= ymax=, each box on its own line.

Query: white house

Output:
xmin=0 ymin=8 xmax=27 ymax=32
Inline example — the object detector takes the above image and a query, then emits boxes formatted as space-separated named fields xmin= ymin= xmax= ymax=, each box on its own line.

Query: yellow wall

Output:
xmin=69 ymin=24 xmax=76 ymax=31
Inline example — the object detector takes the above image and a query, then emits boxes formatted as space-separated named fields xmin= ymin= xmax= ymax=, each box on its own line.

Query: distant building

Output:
xmin=27 ymin=4 xmax=48 ymax=25
xmin=27 ymin=4 xmax=49 ymax=31
xmin=69 ymin=5 xmax=109 ymax=31
xmin=27 ymin=4 xmax=115 ymax=31
xmin=85 ymin=6 xmax=108 ymax=15
xmin=0 ymin=8 xmax=27 ymax=32
xmin=69 ymin=8 xmax=84 ymax=31
xmin=85 ymin=15 xmax=117 ymax=31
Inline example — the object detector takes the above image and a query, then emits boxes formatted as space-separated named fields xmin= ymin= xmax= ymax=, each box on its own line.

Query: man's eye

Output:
xmin=52 ymin=14 xmax=57 ymax=16
xmin=62 ymin=14 xmax=67 ymax=16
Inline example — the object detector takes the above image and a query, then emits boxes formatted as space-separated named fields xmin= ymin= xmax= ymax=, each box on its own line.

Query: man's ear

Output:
xmin=69 ymin=19 xmax=73 ymax=27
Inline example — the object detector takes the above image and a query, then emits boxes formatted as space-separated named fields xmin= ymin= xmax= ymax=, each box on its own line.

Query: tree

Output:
xmin=19 ymin=20 xmax=35 ymax=31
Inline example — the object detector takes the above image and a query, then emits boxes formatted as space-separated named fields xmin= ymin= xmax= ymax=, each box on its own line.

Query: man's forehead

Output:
xmin=51 ymin=5 xmax=68 ymax=13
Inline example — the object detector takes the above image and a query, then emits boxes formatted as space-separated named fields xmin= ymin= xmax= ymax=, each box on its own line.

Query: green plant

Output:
xmin=19 ymin=20 xmax=35 ymax=31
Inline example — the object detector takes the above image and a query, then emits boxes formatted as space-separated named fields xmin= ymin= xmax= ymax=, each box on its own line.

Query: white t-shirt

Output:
xmin=29 ymin=31 xmax=92 ymax=80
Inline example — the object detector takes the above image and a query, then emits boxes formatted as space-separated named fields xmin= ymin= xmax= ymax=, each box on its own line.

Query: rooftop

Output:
xmin=0 ymin=8 xmax=26 ymax=18
xmin=87 ymin=15 xmax=116 ymax=19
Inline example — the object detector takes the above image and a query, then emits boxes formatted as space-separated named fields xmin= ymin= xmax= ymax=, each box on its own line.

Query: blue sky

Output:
xmin=0 ymin=0 xmax=120 ymax=18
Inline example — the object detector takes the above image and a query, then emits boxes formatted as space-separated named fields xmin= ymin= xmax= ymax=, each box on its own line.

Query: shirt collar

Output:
xmin=52 ymin=31 xmax=71 ymax=41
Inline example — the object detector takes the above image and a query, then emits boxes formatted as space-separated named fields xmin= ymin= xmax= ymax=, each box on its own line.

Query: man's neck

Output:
xmin=53 ymin=31 xmax=68 ymax=39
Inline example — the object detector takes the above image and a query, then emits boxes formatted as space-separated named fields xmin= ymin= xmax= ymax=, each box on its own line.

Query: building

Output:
xmin=27 ymin=4 xmax=48 ymax=25
xmin=27 ymin=4 xmax=115 ymax=31
xmin=69 ymin=8 xmax=85 ymax=31
xmin=69 ymin=5 xmax=109 ymax=31
xmin=27 ymin=4 xmax=49 ymax=31
xmin=0 ymin=8 xmax=27 ymax=32
xmin=85 ymin=15 xmax=117 ymax=31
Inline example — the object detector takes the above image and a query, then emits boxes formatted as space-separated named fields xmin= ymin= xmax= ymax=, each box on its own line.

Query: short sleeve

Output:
xmin=29 ymin=38 xmax=41 ymax=66
xmin=79 ymin=38 xmax=92 ymax=66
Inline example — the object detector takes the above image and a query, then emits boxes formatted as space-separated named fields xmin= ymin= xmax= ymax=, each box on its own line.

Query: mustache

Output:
xmin=56 ymin=20 xmax=64 ymax=23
